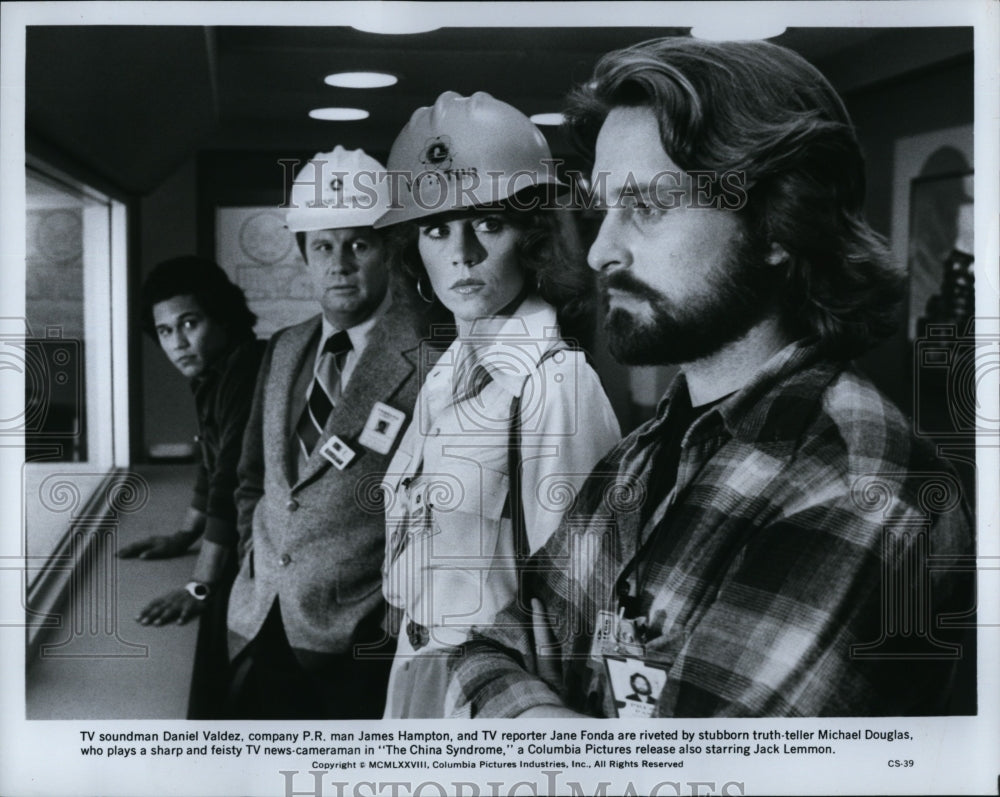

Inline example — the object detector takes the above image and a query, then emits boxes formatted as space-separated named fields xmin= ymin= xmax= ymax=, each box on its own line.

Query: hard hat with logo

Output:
xmin=374 ymin=91 xmax=561 ymax=228
xmin=286 ymin=145 xmax=389 ymax=232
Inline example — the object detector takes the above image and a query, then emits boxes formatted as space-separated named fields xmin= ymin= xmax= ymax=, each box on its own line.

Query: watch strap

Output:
xmin=184 ymin=581 xmax=211 ymax=600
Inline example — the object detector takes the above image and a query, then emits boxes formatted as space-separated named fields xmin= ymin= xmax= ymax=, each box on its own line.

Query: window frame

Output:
xmin=23 ymin=157 xmax=131 ymax=593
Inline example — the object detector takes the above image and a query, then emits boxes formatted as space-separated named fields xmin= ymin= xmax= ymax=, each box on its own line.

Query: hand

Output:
xmin=135 ymin=589 xmax=206 ymax=626
xmin=531 ymin=598 xmax=562 ymax=688
xmin=526 ymin=599 xmax=587 ymax=717
xmin=117 ymin=532 xmax=196 ymax=560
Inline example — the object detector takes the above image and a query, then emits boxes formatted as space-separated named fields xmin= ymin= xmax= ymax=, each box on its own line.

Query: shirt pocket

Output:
xmin=387 ymin=458 xmax=510 ymax=631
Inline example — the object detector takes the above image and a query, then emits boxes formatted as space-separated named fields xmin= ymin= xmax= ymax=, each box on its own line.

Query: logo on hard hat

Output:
xmin=420 ymin=136 xmax=454 ymax=171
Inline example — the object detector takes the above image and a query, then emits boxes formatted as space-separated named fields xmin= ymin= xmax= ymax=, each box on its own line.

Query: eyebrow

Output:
xmin=591 ymin=175 xmax=691 ymax=207
xmin=590 ymin=176 xmax=650 ymax=196
xmin=155 ymin=311 xmax=201 ymax=329
xmin=419 ymin=209 xmax=496 ymax=226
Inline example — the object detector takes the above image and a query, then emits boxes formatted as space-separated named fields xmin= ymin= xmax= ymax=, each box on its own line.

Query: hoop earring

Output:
xmin=416 ymin=275 xmax=434 ymax=303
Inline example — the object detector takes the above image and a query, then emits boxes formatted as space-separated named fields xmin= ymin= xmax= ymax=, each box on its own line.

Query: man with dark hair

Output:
xmin=120 ymin=255 xmax=264 ymax=718
xmin=450 ymin=37 xmax=973 ymax=718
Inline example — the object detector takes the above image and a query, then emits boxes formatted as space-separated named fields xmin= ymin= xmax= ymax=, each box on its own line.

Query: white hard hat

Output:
xmin=286 ymin=146 xmax=389 ymax=232
xmin=374 ymin=91 xmax=562 ymax=228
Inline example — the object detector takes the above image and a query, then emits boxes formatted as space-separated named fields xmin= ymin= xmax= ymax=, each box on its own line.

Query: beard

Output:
xmin=599 ymin=235 xmax=778 ymax=366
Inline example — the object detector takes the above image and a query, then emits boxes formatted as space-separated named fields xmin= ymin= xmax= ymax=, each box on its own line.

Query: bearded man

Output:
xmin=448 ymin=37 xmax=973 ymax=718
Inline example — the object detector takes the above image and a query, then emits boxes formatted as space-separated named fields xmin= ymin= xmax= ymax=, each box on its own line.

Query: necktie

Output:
xmin=296 ymin=330 xmax=352 ymax=456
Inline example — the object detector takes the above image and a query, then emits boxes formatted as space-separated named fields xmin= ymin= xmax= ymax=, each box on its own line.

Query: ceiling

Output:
xmin=25 ymin=24 xmax=973 ymax=195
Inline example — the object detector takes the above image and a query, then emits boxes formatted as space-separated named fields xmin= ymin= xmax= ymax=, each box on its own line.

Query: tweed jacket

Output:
xmin=227 ymin=298 xmax=430 ymax=660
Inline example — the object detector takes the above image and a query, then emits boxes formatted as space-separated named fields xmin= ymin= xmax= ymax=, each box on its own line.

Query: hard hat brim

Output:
xmin=286 ymin=205 xmax=387 ymax=233
xmin=373 ymin=175 xmax=565 ymax=229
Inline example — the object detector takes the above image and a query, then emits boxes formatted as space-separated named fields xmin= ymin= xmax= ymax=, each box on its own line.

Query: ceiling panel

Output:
xmin=27 ymin=26 xmax=217 ymax=194
xmin=24 ymin=24 xmax=972 ymax=195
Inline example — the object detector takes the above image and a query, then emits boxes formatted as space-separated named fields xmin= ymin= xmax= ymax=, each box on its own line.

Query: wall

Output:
xmin=138 ymin=157 xmax=200 ymax=459
xmin=847 ymin=56 xmax=975 ymax=415
xmin=581 ymin=54 xmax=976 ymax=434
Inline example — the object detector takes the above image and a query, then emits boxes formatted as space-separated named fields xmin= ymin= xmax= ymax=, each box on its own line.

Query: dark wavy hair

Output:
xmin=385 ymin=199 xmax=596 ymax=345
xmin=140 ymin=255 xmax=257 ymax=341
xmin=565 ymin=37 xmax=903 ymax=359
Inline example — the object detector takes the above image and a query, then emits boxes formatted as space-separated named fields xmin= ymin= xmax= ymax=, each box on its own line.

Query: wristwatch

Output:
xmin=184 ymin=581 xmax=211 ymax=600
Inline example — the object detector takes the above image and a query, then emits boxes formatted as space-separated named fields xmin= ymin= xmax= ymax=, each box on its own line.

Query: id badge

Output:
xmin=359 ymin=402 xmax=407 ymax=455
xmin=604 ymin=655 xmax=669 ymax=718
xmin=319 ymin=434 xmax=357 ymax=470
xmin=590 ymin=609 xmax=645 ymax=662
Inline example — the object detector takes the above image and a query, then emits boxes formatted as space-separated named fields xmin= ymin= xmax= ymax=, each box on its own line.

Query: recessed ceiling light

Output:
xmin=308 ymin=107 xmax=370 ymax=121
xmin=530 ymin=113 xmax=565 ymax=127
xmin=352 ymin=18 xmax=440 ymax=35
xmin=325 ymin=72 xmax=398 ymax=89
xmin=690 ymin=23 xmax=787 ymax=41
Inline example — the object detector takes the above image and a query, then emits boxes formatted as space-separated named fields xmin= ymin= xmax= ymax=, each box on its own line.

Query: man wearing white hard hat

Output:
xmin=226 ymin=146 xmax=432 ymax=718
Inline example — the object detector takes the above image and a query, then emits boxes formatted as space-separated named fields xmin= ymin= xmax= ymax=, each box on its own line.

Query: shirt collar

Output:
xmin=190 ymin=336 xmax=254 ymax=391
xmin=640 ymin=337 xmax=841 ymax=448
xmin=319 ymin=288 xmax=391 ymax=354
xmin=455 ymin=294 xmax=562 ymax=397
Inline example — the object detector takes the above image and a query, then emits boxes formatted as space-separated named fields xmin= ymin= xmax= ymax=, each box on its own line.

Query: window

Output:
xmin=21 ymin=162 xmax=130 ymax=581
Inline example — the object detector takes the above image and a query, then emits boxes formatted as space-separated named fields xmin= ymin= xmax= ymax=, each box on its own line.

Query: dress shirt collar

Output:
xmin=452 ymin=293 xmax=562 ymax=397
xmin=318 ymin=288 xmax=391 ymax=361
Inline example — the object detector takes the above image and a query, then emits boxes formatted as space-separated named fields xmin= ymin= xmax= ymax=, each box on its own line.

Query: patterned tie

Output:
xmin=296 ymin=330 xmax=352 ymax=456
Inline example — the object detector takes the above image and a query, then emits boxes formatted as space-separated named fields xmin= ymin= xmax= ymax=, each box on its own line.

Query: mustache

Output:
xmin=598 ymin=270 xmax=664 ymax=304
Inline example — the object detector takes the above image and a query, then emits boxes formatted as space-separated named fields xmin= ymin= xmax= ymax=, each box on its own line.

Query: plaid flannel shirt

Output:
xmin=449 ymin=339 xmax=974 ymax=717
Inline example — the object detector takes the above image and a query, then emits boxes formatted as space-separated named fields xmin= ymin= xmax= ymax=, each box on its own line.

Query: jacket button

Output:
xmin=286 ymin=498 xmax=299 ymax=511
xmin=278 ymin=554 xmax=291 ymax=566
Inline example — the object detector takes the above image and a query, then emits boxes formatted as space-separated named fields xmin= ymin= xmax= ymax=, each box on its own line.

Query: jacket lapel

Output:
xmin=271 ymin=317 xmax=322 ymax=487
xmin=295 ymin=301 xmax=421 ymax=486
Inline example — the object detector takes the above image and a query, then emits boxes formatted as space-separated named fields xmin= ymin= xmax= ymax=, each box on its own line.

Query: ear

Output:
xmin=765 ymin=243 xmax=790 ymax=267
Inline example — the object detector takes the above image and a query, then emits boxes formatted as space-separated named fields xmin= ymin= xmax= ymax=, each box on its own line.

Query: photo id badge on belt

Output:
xmin=319 ymin=434 xmax=356 ymax=470
xmin=359 ymin=401 xmax=407 ymax=455
xmin=604 ymin=655 xmax=669 ymax=718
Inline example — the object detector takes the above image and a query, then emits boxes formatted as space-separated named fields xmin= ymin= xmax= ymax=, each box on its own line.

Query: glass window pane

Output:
xmin=24 ymin=169 xmax=94 ymax=462
xmin=23 ymin=164 xmax=127 ymax=580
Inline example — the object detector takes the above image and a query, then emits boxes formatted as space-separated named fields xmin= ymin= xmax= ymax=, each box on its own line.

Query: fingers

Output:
xmin=137 ymin=539 xmax=180 ymax=560
xmin=118 ymin=535 xmax=190 ymax=560
xmin=137 ymin=595 xmax=175 ymax=625
xmin=136 ymin=591 xmax=203 ymax=626
xmin=531 ymin=598 xmax=560 ymax=687
xmin=116 ymin=539 xmax=154 ymax=559
xmin=172 ymin=602 xmax=199 ymax=625
xmin=531 ymin=598 xmax=553 ymax=647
